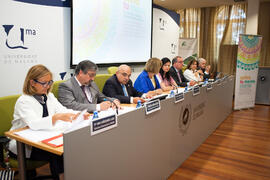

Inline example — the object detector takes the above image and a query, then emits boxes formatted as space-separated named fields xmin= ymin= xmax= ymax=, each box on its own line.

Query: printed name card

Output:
xmin=193 ymin=86 xmax=200 ymax=96
xmin=174 ymin=92 xmax=184 ymax=103
xmin=206 ymin=83 xmax=213 ymax=91
xmin=91 ymin=114 xmax=117 ymax=136
xmin=145 ymin=99 xmax=160 ymax=115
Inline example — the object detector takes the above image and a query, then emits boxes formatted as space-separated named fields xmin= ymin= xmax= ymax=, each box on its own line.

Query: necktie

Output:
xmin=177 ymin=71 xmax=182 ymax=83
xmin=81 ymin=85 xmax=91 ymax=103
xmin=122 ymin=84 xmax=128 ymax=97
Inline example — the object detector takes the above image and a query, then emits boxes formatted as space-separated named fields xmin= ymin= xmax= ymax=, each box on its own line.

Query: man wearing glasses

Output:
xmin=169 ymin=56 xmax=196 ymax=87
xmin=103 ymin=64 xmax=152 ymax=104
xmin=58 ymin=60 xmax=120 ymax=112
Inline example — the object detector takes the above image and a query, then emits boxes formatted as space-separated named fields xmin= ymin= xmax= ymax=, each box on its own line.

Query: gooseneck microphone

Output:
xmin=89 ymin=81 xmax=119 ymax=115
xmin=172 ymin=84 xmax=179 ymax=94
xmin=104 ymin=98 xmax=119 ymax=115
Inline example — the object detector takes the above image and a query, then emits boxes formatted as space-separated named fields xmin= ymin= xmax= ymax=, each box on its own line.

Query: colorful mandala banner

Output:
xmin=234 ymin=34 xmax=262 ymax=110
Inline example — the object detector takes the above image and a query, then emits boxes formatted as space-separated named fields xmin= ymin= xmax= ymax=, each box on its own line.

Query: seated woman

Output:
xmin=8 ymin=64 xmax=89 ymax=180
xmin=157 ymin=57 xmax=178 ymax=91
xmin=134 ymin=57 xmax=163 ymax=96
xmin=183 ymin=59 xmax=203 ymax=82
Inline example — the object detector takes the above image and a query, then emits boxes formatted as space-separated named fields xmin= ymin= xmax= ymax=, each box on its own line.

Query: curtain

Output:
xmin=177 ymin=3 xmax=247 ymax=75
xmin=218 ymin=4 xmax=247 ymax=74
xmin=258 ymin=2 xmax=270 ymax=66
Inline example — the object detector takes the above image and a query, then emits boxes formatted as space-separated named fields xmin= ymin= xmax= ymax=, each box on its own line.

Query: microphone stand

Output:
xmin=89 ymin=81 xmax=119 ymax=115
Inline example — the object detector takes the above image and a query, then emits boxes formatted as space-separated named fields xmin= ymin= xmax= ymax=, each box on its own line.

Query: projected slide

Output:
xmin=72 ymin=0 xmax=152 ymax=65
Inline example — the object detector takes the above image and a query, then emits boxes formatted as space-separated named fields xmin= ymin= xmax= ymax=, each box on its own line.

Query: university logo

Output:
xmin=178 ymin=104 xmax=192 ymax=135
xmin=2 ymin=25 xmax=36 ymax=49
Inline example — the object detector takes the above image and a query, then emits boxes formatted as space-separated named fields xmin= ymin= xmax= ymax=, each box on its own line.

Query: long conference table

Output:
xmin=5 ymin=76 xmax=234 ymax=180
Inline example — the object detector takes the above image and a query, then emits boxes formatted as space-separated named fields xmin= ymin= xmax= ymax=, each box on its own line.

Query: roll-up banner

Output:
xmin=234 ymin=34 xmax=262 ymax=110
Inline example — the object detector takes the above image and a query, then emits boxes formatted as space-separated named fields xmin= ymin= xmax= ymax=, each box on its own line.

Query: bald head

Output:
xmin=116 ymin=64 xmax=132 ymax=85
xmin=118 ymin=64 xmax=131 ymax=72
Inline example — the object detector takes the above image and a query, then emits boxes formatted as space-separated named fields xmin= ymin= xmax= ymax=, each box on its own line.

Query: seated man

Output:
xmin=58 ymin=60 xmax=120 ymax=112
xmin=169 ymin=56 xmax=196 ymax=87
xmin=197 ymin=58 xmax=211 ymax=80
xmin=103 ymin=65 xmax=152 ymax=104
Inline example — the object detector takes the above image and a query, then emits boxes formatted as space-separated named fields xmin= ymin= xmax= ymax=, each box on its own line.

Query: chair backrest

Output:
xmin=107 ymin=66 xmax=118 ymax=74
xmin=0 ymin=95 xmax=20 ymax=136
xmin=51 ymin=80 xmax=66 ymax=99
xmin=94 ymin=74 xmax=112 ymax=92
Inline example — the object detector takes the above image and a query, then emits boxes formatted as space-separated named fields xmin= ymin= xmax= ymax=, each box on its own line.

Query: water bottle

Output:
xmin=169 ymin=90 xmax=175 ymax=97
xmin=136 ymin=100 xmax=142 ymax=108
xmin=92 ymin=110 xmax=99 ymax=119
xmin=185 ymin=86 xmax=188 ymax=92
xmin=204 ymin=78 xmax=208 ymax=85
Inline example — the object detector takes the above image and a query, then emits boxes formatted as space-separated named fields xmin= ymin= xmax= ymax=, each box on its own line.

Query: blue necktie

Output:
xmin=122 ymin=84 xmax=128 ymax=96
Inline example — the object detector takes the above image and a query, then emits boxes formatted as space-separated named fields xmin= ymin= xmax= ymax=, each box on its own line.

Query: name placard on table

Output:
xmin=145 ymin=99 xmax=161 ymax=115
xmin=91 ymin=114 xmax=118 ymax=136
xmin=206 ymin=83 xmax=213 ymax=91
xmin=193 ymin=86 xmax=200 ymax=96
xmin=174 ymin=92 xmax=184 ymax=103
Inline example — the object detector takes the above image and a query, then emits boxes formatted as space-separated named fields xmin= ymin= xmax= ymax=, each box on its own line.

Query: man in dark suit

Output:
xmin=169 ymin=56 xmax=196 ymax=87
xmin=103 ymin=65 xmax=151 ymax=104
xmin=58 ymin=60 xmax=120 ymax=112
xmin=197 ymin=58 xmax=211 ymax=80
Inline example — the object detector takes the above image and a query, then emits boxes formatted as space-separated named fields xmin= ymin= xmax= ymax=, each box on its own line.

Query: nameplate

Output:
xmin=91 ymin=114 xmax=117 ymax=136
xmin=174 ymin=92 xmax=184 ymax=103
xmin=216 ymin=79 xmax=221 ymax=85
xmin=145 ymin=99 xmax=160 ymax=115
xmin=193 ymin=86 xmax=200 ymax=96
xmin=206 ymin=83 xmax=213 ymax=91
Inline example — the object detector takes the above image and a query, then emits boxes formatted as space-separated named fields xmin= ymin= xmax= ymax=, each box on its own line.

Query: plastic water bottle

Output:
xmin=92 ymin=110 xmax=99 ymax=119
xmin=136 ymin=100 xmax=142 ymax=108
xmin=204 ymin=78 xmax=208 ymax=85
xmin=169 ymin=90 xmax=175 ymax=97
xmin=185 ymin=86 xmax=188 ymax=92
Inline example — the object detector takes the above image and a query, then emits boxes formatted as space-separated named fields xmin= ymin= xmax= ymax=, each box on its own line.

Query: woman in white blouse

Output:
xmin=183 ymin=59 xmax=203 ymax=82
xmin=8 ymin=64 xmax=89 ymax=180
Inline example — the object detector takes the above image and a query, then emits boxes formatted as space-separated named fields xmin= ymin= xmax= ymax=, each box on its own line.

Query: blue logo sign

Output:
xmin=2 ymin=25 xmax=37 ymax=50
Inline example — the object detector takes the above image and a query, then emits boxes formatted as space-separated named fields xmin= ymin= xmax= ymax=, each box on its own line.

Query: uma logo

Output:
xmin=2 ymin=25 xmax=36 ymax=49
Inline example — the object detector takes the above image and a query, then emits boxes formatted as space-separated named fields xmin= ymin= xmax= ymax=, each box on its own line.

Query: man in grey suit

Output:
xmin=58 ymin=60 xmax=120 ymax=112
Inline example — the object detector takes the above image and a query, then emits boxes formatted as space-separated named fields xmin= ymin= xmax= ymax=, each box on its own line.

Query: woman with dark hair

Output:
xmin=183 ymin=59 xmax=202 ymax=82
xmin=157 ymin=57 xmax=178 ymax=91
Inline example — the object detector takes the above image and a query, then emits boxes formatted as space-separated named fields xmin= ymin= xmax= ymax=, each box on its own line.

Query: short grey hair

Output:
xmin=198 ymin=58 xmax=206 ymax=64
xmin=75 ymin=60 xmax=98 ymax=75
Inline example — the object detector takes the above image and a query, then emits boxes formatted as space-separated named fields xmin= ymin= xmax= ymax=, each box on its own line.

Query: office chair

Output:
xmin=94 ymin=74 xmax=113 ymax=91
xmin=0 ymin=95 xmax=52 ymax=179
xmin=107 ymin=66 xmax=118 ymax=74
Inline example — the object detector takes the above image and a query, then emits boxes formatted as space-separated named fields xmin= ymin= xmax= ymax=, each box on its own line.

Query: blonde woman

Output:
xmin=134 ymin=57 xmax=163 ymax=96
xmin=8 ymin=64 xmax=89 ymax=180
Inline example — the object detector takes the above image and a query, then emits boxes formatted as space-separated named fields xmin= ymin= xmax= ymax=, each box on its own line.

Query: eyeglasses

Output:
xmin=121 ymin=72 xmax=131 ymax=78
xmin=87 ymin=72 xmax=96 ymax=78
xmin=34 ymin=79 xmax=54 ymax=87
xmin=177 ymin=61 xmax=184 ymax=64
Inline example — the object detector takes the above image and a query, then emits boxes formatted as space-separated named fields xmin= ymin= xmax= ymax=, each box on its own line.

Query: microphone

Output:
xmin=172 ymin=84 xmax=179 ymax=94
xmin=104 ymin=98 xmax=119 ymax=115
xmin=89 ymin=81 xmax=119 ymax=115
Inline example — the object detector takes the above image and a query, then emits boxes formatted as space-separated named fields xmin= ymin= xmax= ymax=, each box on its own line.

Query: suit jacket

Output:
xmin=103 ymin=74 xmax=143 ymax=103
xmin=169 ymin=67 xmax=188 ymax=87
xmin=58 ymin=77 xmax=108 ymax=112
xmin=198 ymin=68 xmax=211 ymax=80
xmin=134 ymin=70 xmax=161 ymax=93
